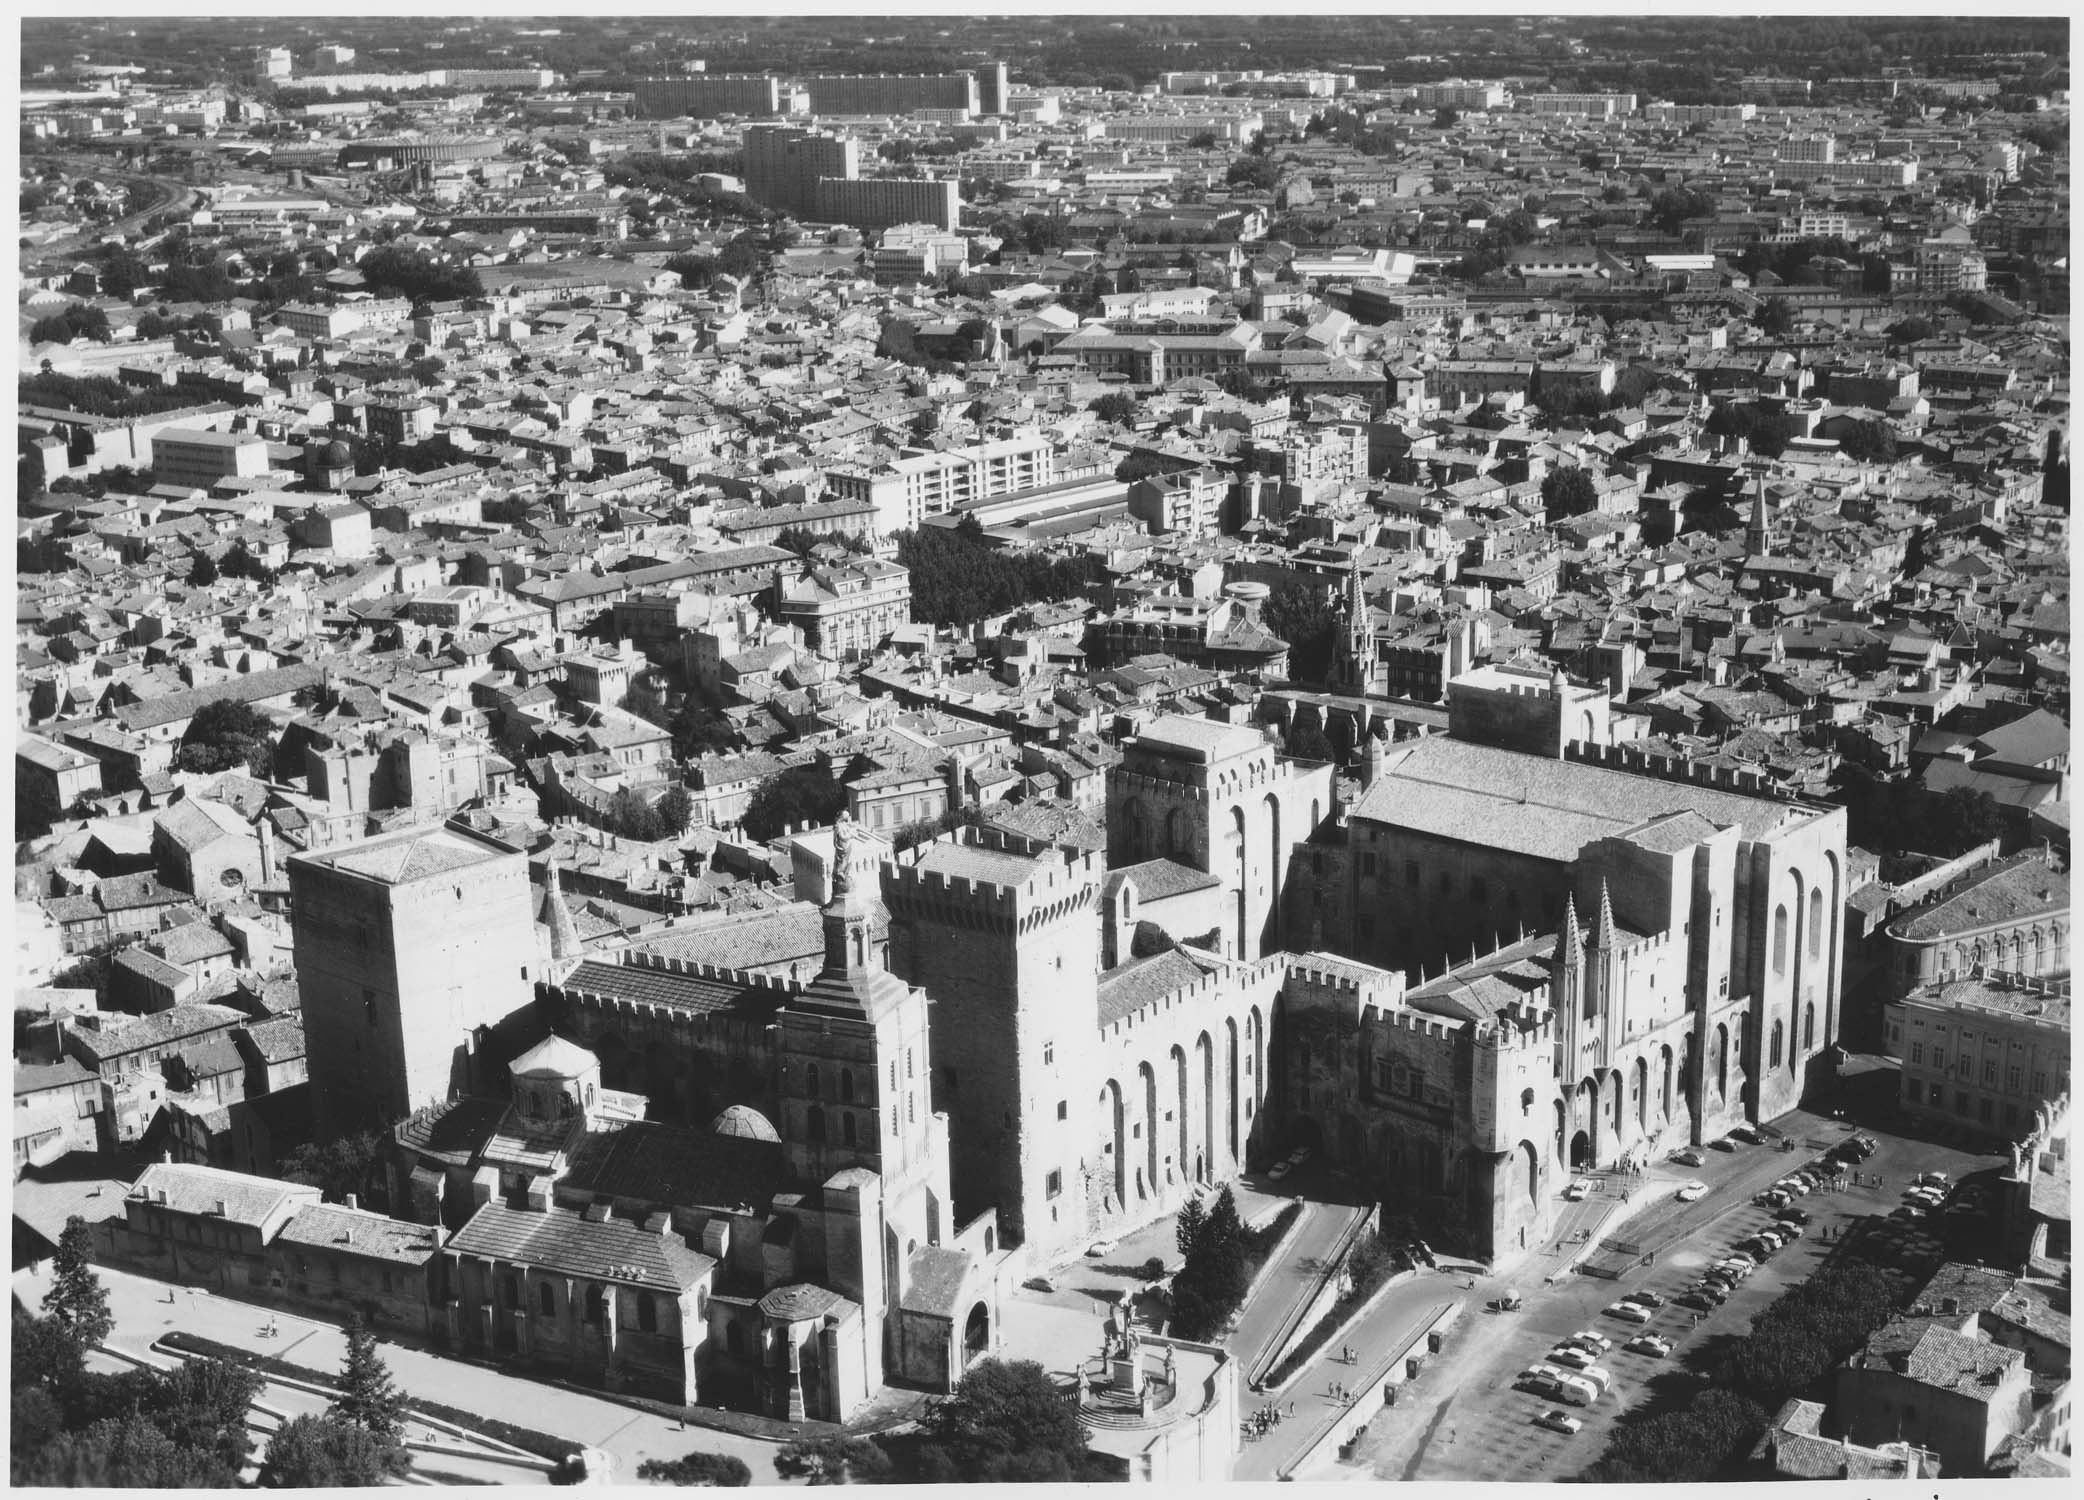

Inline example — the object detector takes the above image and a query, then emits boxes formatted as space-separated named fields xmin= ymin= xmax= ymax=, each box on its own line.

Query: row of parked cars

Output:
xmin=1518 ymin=1290 xmax=1679 ymax=1434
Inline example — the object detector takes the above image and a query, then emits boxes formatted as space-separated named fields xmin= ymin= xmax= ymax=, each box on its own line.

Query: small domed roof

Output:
xmin=320 ymin=439 xmax=352 ymax=468
xmin=510 ymin=1034 xmax=596 ymax=1080
xmin=710 ymin=1104 xmax=779 ymax=1142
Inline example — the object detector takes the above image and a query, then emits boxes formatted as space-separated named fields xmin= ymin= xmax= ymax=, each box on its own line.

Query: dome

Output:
xmin=509 ymin=1034 xmax=596 ymax=1081
xmin=320 ymin=440 xmax=352 ymax=468
xmin=710 ymin=1104 xmax=780 ymax=1142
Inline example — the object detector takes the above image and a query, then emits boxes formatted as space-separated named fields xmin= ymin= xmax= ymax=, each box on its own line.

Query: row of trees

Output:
xmin=892 ymin=515 xmax=1091 ymax=627
xmin=29 ymin=303 xmax=112 ymax=346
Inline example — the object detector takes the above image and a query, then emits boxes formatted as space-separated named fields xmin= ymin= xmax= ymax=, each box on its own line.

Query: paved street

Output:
xmin=17 ymin=1262 xmax=800 ymax=1485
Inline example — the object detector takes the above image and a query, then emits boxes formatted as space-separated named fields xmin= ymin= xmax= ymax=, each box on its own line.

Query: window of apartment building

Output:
xmin=2031 ymin=1071 xmax=2047 ymax=1094
xmin=1932 ymin=1049 xmax=1944 ymax=1073
xmin=1984 ymin=1060 xmax=1998 ymax=1085
xmin=1042 ymin=1042 xmax=1054 ymax=1067
xmin=1911 ymin=1042 xmax=1924 ymax=1065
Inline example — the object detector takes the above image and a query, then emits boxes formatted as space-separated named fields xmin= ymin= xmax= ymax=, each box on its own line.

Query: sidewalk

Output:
xmin=14 ymin=1262 xmax=801 ymax=1485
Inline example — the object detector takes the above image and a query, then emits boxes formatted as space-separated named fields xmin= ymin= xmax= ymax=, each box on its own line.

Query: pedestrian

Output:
xmin=1289 ymin=1400 xmax=1296 ymax=1418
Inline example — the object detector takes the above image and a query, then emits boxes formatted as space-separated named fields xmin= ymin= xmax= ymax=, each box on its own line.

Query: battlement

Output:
xmin=1099 ymin=953 xmax=1285 ymax=1043
xmin=883 ymin=825 xmax=1102 ymax=934
xmin=1366 ymin=1005 xmax=1467 ymax=1043
xmin=615 ymin=948 xmax=805 ymax=995
xmin=1564 ymin=738 xmax=1816 ymax=807
xmin=1110 ymin=766 xmax=1212 ymax=806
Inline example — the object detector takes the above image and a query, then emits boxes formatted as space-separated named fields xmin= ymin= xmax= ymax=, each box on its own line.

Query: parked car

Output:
xmin=1268 ymin=1160 xmax=1292 ymax=1180
xmin=1624 ymin=1334 xmax=1674 ymax=1359
xmin=1623 ymin=1289 xmax=1667 ymax=1309
xmin=1709 ymin=1138 xmax=1738 ymax=1152
xmin=1548 ymin=1345 xmax=1597 ymax=1371
xmin=1777 ymin=1178 xmax=1812 ymax=1196
xmin=1678 ymin=1291 xmax=1721 ymax=1311
xmin=1085 ymin=1239 xmax=1116 ymax=1258
xmin=1774 ymin=1207 xmax=1812 ymax=1226
xmin=1676 ymin=1179 xmax=1710 ymax=1202
xmin=1670 ymin=1147 xmax=1705 ymax=1167
xmin=1534 ymin=1408 xmax=1584 ymax=1435
xmin=1604 ymin=1300 xmax=1654 ymax=1324
xmin=1757 ymin=1189 xmax=1792 ymax=1209
xmin=1024 ymin=1275 xmax=1055 ymax=1293
xmin=1729 ymin=1127 xmax=1761 ymax=1145
xmin=1916 ymin=1170 xmax=1950 ymax=1189
xmin=1566 ymin=1329 xmax=1613 ymax=1352
xmin=1776 ymin=1222 xmax=1805 ymax=1240
xmin=1565 ymin=1177 xmax=1596 ymax=1201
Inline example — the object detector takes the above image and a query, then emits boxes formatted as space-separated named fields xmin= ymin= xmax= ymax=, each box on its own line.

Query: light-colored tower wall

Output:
xmin=289 ymin=829 xmax=537 ymax=1141
xmin=882 ymin=829 xmax=1102 ymax=1251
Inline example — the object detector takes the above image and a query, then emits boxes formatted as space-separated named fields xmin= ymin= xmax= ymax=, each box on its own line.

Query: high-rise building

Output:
xmin=800 ymin=72 xmax=977 ymax=117
xmin=743 ymin=123 xmax=858 ymax=219
xmin=289 ymin=823 xmax=539 ymax=1139
xmin=632 ymin=74 xmax=786 ymax=119
xmin=816 ymin=176 xmax=959 ymax=234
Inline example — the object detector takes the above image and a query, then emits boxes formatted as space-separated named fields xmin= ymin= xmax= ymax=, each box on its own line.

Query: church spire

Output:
xmin=1592 ymin=879 xmax=1618 ymax=952
xmin=542 ymin=857 xmax=581 ymax=967
xmin=1746 ymin=472 xmax=1771 ymax=557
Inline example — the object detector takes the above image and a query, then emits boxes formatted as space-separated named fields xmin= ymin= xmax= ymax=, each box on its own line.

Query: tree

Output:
xmin=176 ymin=698 xmax=276 ymax=779
xmin=637 ymin=1451 xmax=755 ymax=1485
xmin=187 ymin=549 xmax=218 ymax=586
xmin=218 ymin=539 xmax=275 ymax=585
xmin=777 ymin=1434 xmax=893 ymax=1484
xmin=1174 ymin=1194 xmax=1208 ymax=1262
xmin=1092 ymin=391 xmax=1138 ymax=424
xmin=15 ymin=1416 xmax=194 ymax=1487
xmin=671 ymin=702 xmax=740 ymax=761
xmin=1838 ymin=419 xmax=1897 ymax=464
xmin=605 ymin=786 xmax=666 ymax=842
xmin=355 ymin=246 xmax=483 ymax=304
xmin=333 ymin=1315 xmax=406 ymax=1442
xmin=30 ymin=304 xmax=113 ymax=346
xmin=1262 ymin=582 xmax=1339 ymax=684
xmin=42 ymin=1216 xmax=113 ymax=1351
xmin=1286 ymin=719 xmax=1339 ymax=764
xmin=259 ymin=1413 xmax=410 ymax=1487
xmin=917 ymin=1358 xmax=1089 ymax=1482
xmin=1541 ymin=466 xmax=1600 ymax=521
xmin=1169 ymin=1185 xmax=1248 ymax=1341
xmin=740 ymin=765 xmax=849 ymax=843
xmin=281 ymin=1130 xmax=386 ymax=1206
xmin=1928 ymin=785 xmax=2006 ymax=856
xmin=656 ymin=786 xmax=696 ymax=838
xmin=1433 ymin=106 xmax=1460 ymax=129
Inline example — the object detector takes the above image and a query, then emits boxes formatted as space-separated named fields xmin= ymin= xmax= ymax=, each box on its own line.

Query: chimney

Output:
xmin=214 ymin=1198 xmax=229 ymax=1216
xmin=344 ymin=1193 xmax=359 ymax=1212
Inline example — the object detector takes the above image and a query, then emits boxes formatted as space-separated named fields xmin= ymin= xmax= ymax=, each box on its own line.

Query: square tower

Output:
xmin=289 ymin=824 xmax=538 ymax=1140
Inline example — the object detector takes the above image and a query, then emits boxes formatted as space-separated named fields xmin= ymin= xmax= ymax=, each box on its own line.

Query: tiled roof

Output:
xmin=557 ymin=958 xmax=791 ymax=1019
xmin=1105 ymin=858 xmax=1222 ymax=902
xmin=1351 ymin=736 xmax=1808 ymax=865
xmin=302 ymin=826 xmax=510 ymax=884
xmin=899 ymin=1244 xmax=976 ymax=1320
xmin=561 ymin=1120 xmax=783 ymax=1214
xmin=239 ymin=1016 xmax=307 ymax=1065
xmin=446 ymin=1201 xmax=713 ymax=1292
xmin=128 ymin=1162 xmax=319 ymax=1229
xmin=394 ymin=1096 xmax=509 ymax=1166
xmin=1890 ymin=853 xmax=2068 ymax=941
xmin=1098 ymin=947 xmax=1219 ymax=1027
xmin=275 ymin=1203 xmax=443 ymax=1264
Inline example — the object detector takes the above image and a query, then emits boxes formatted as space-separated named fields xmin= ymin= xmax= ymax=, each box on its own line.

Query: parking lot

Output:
xmin=1337 ymin=1099 xmax=2007 ymax=1483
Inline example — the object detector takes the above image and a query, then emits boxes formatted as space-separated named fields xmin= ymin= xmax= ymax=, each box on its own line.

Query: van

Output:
xmin=1551 ymin=1373 xmax=1598 ymax=1406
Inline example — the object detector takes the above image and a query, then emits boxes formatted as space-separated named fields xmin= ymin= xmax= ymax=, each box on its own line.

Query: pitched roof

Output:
xmin=274 ymin=1203 xmax=444 ymax=1264
xmin=127 ymin=1162 xmax=320 ymax=1229
xmin=446 ymin=1201 xmax=714 ymax=1292
xmin=561 ymin=1120 xmax=784 ymax=1214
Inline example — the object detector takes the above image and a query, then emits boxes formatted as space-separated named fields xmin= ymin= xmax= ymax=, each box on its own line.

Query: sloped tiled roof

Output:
xmin=447 ymin=1201 xmax=714 ymax=1292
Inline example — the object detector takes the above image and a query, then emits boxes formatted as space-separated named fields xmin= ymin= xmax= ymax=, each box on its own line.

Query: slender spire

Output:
xmin=1593 ymin=879 xmax=1618 ymax=951
xmin=543 ymin=857 xmax=581 ymax=964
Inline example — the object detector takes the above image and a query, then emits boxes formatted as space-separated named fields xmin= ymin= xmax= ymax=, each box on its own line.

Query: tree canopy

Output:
xmin=354 ymin=246 xmax=484 ymax=304
xmin=893 ymin=517 xmax=1089 ymax=627
xmin=175 ymin=698 xmax=276 ymax=778
xmin=912 ymin=1357 xmax=1095 ymax=1483
xmin=259 ymin=1413 xmax=410 ymax=1487
xmin=1168 ymin=1184 xmax=1249 ymax=1341
xmin=1541 ymin=466 xmax=1600 ymax=521
xmin=1262 ymin=581 xmax=1339 ymax=684
xmin=42 ymin=1217 xmax=113 ymax=1350
xmin=30 ymin=303 xmax=113 ymax=346
xmin=741 ymin=765 xmax=848 ymax=843
xmin=333 ymin=1315 xmax=407 ymax=1442
xmin=637 ymin=1450 xmax=755 ymax=1485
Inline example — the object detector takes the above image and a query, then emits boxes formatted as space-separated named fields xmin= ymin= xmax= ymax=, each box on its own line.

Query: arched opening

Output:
xmin=806 ymin=1063 xmax=820 ymax=1097
xmin=1231 ymin=805 xmax=1249 ymax=958
xmin=585 ymin=1285 xmax=605 ymax=1326
xmin=1263 ymin=791 xmax=1282 ymax=952
xmin=1166 ymin=807 xmax=1188 ymax=858
xmin=1196 ymin=1032 xmax=1214 ymax=1182
xmin=1632 ymin=1055 xmax=1649 ymax=1136
xmin=842 ymin=1113 xmax=857 ymax=1146
xmin=1773 ymin=905 xmax=1789 ymax=976
xmin=1139 ymin=1062 xmax=1158 ymax=1198
xmin=1803 ymin=1001 xmax=1815 ymax=1054
xmin=1225 ymin=1018 xmax=1240 ymax=1161
xmin=1519 ymin=1140 xmax=1540 ymax=1206
xmin=1659 ymin=1044 xmax=1674 ymax=1123
xmin=1101 ymin=1079 xmax=1125 ymax=1207
xmin=840 ymin=1069 xmax=854 ymax=1104
xmin=1170 ymin=1044 xmax=1189 ymax=1187
xmin=1552 ymin=1097 xmax=1568 ymax=1165
xmin=1808 ymin=888 xmax=1823 ymax=958
xmin=637 ymin=1291 xmax=658 ymax=1334
xmin=1569 ymin=1129 xmax=1592 ymax=1169
xmin=539 ymin=1281 xmax=554 ymax=1317
xmin=1520 ymin=1086 xmax=1536 ymax=1117
xmin=1289 ymin=1114 xmax=1324 ymax=1153
xmin=963 ymin=1302 xmax=990 ymax=1364
xmin=1715 ymin=1023 xmax=1729 ymax=1097
xmin=1770 ymin=1019 xmax=1784 ymax=1070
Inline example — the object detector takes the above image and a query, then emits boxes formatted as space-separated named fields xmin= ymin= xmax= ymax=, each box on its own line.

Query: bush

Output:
xmin=259 ymin=1412 xmax=411 ymax=1487
xmin=637 ymin=1450 xmax=754 ymax=1486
